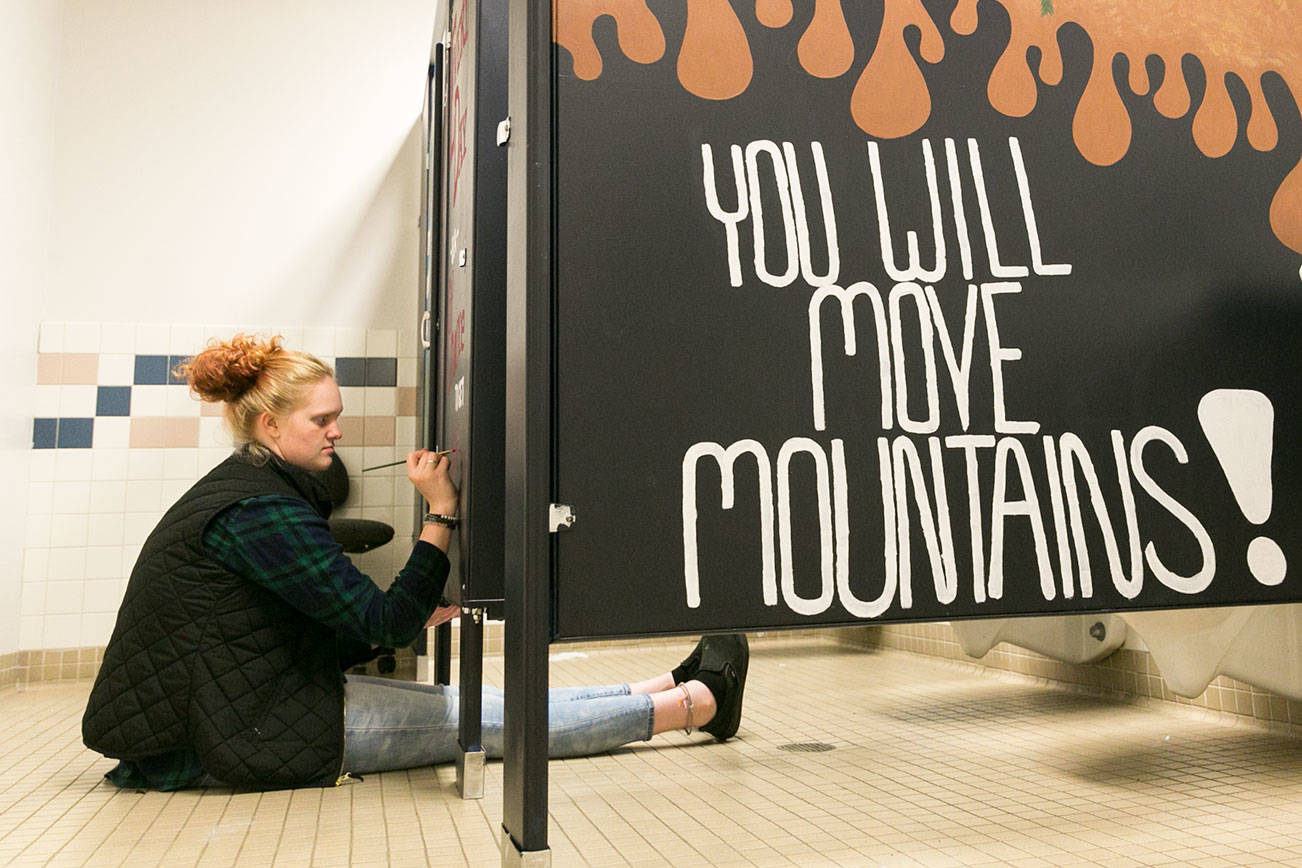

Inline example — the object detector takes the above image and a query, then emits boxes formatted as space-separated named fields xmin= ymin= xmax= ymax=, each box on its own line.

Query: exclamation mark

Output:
xmin=1197 ymin=389 xmax=1287 ymax=586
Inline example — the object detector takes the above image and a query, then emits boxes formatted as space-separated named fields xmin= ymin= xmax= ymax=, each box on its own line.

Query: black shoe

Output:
xmin=697 ymin=633 xmax=748 ymax=741
xmin=672 ymin=636 xmax=708 ymax=684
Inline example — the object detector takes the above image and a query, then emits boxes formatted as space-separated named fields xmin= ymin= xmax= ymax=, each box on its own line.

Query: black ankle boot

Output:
xmin=671 ymin=636 xmax=708 ymax=685
xmin=696 ymin=633 xmax=749 ymax=741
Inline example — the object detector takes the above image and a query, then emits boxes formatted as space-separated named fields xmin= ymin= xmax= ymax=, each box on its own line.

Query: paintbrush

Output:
xmin=362 ymin=449 xmax=456 ymax=472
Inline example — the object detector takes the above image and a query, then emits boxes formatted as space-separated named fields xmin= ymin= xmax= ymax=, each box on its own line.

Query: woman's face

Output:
xmin=261 ymin=377 xmax=343 ymax=471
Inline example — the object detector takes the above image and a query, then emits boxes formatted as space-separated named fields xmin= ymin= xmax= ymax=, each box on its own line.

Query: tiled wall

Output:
xmin=19 ymin=322 xmax=424 ymax=661
xmin=832 ymin=623 xmax=1302 ymax=737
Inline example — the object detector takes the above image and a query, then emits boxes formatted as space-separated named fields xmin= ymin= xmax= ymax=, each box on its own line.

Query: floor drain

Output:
xmin=777 ymin=742 xmax=835 ymax=752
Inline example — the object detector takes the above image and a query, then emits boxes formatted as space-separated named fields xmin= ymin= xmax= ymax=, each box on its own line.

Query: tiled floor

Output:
xmin=2 ymin=636 xmax=1301 ymax=866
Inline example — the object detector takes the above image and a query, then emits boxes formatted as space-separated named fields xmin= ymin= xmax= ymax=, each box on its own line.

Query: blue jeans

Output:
xmin=340 ymin=675 xmax=655 ymax=774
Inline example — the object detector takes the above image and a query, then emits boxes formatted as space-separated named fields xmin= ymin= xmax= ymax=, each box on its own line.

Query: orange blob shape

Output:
xmin=799 ymin=0 xmax=855 ymax=79
xmin=555 ymin=0 xmax=666 ymax=80
xmin=950 ymin=0 xmax=979 ymax=36
xmin=1243 ymin=75 xmax=1279 ymax=152
xmin=679 ymin=0 xmax=753 ymax=100
xmin=1269 ymin=158 xmax=1302 ymax=256
xmin=988 ymin=31 xmax=1040 ymax=117
xmin=1074 ymin=52 xmax=1132 ymax=166
xmin=1153 ymin=53 xmax=1190 ymax=118
xmin=850 ymin=0 xmax=946 ymax=139
xmin=1192 ymin=67 xmax=1238 ymax=159
xmin=756 ymin=0 xmax=793 ymax=29
xmin=985 ymin=5 xmax=1061 ymax=118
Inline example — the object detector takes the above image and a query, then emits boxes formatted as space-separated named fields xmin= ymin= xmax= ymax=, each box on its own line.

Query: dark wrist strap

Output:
xmin=423 ymin=512 xmax=460 ymax=529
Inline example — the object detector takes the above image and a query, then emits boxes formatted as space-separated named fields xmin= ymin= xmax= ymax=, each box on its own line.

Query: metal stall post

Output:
xmin=456 ymin=606 xmax=486 ymax=798
xmin=433 ymin=622 xmax=452 ymax=685
xmin=501 ymin=0 xmax=552 ymax=861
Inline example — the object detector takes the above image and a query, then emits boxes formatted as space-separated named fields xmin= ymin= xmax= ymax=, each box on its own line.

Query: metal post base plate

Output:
xmin=500 ymin=828 xmax=551 ymax=867
xmin=456 ymin=748 xmax=486 ymax=799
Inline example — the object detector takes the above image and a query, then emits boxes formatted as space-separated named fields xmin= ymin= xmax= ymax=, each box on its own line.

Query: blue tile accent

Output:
xmin=96 ymin=385 xmax=132 ymax=416
xmin=56 ymin=417 xmax=94 ymax=449
xmin=365 ymin=357 xmax=398 ymax=387
xmin=167 ymin=355 xmax=191 ymax=385
xmin=335 ymin=357 xmax=367 ymax=387
xmin=32 ymin=418 xmax=57 ymax=449
xmin=133 ymin=355 xmax=170 ymax=385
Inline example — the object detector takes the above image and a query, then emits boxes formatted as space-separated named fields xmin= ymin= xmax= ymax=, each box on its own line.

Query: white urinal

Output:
xmin=950 ymin=613 xmax=1127 ymax=664
xmin=1120 ymin=604 xmax=1302 ymax=700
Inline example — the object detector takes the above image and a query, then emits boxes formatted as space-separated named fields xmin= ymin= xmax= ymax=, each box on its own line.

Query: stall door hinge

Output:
xmin=548 ymin=503 xmax=575 ymax=532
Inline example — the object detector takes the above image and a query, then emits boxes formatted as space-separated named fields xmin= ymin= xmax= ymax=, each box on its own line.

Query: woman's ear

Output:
xmin=256 ymin=411 xmax=280 ymax=442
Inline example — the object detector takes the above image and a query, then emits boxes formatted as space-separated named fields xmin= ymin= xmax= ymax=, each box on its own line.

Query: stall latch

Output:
xmin=548 ymin=503 xmax=575 ymax=533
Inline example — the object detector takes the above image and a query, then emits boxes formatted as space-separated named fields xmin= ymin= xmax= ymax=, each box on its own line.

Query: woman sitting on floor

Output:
xmin=81 ymin=334 xmax=748 ymax=791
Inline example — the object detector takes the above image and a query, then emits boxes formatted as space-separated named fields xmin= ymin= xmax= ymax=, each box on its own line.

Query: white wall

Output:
xmin=11 ymin=0 xmax=442 ymax=654
xmin=0 ymin=2 xmax=61 ymax=655
xmin=47 ymin=0 xmax=437 ymax=329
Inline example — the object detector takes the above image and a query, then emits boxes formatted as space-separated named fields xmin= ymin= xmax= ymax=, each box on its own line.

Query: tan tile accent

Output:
xmin=130 ymin=417 xmax=200 ymax=448
xmin=129 ymin=419 xmax=167 ymax=447
xmin=36 ymin=354 xmax=63 ymax=385
xmin=36 ymin=353 xmax=99 ymax=384
xmin=396 ymin=386 xmax=418 ymax=416
xmin=163 ymin=417 xmax=200 ymax=447
xmin=337 ymin=416 xmax=364 ymax=445
xmin=130 ymin=417 xmax=170 ymax=448
xmin=363 ymin=415 xmax=396 ymax=446
xmin=62 ymin=353 xmax=99 ymax=384
xmin=0 ymin=651 xmax=18 ymax=689
xmin=0 ymin=646 xmax=111 ymax=688
xmin=199 ymin=400 xmax=225 ymax=417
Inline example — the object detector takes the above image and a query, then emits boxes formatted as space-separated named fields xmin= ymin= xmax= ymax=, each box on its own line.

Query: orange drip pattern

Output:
xmin=679 ymin=0 xmax=753 ymax=100
xmin=554 ymin=0 xmax=664 ymax=80
xmin=756 ymin=0 xmax=793 ymax=29
xmin=849 ymin=0 xmax=945 ymax=139
xmin=970 ymin=0 xmax=1301 ymax=253
xmin=554 ymin=0 xmax=1302 ymax=254
xmin=800 ymin=0 xmax=855 ymax=80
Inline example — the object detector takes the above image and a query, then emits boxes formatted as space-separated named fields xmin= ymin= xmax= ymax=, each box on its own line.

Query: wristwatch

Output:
xmin=423 ymin=512 xmax=460 ymax=529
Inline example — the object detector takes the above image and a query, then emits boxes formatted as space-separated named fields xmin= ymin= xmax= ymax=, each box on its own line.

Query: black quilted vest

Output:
xmin=82 ymin=454 xmax=351 ymax=789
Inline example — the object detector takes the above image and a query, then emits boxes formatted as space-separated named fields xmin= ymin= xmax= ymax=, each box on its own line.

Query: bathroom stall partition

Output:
xmin=416 ymin=38 xmax=446 ymax=685
xmin=427 ymin=0 xmax=511 ymax=799
xmin=435 ymin=0 xmax=509 ymax=613
xmin=500 ymin=0 xmax=1302 ymax=861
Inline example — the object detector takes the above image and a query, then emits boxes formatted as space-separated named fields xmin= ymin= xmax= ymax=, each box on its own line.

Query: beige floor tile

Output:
xmin=3 ymin=638 xmax=1302 ymax=866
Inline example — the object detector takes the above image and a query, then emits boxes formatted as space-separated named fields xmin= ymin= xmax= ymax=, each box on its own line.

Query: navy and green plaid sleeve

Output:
xmin=203 ymin=495 xmax=449 ymax=648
